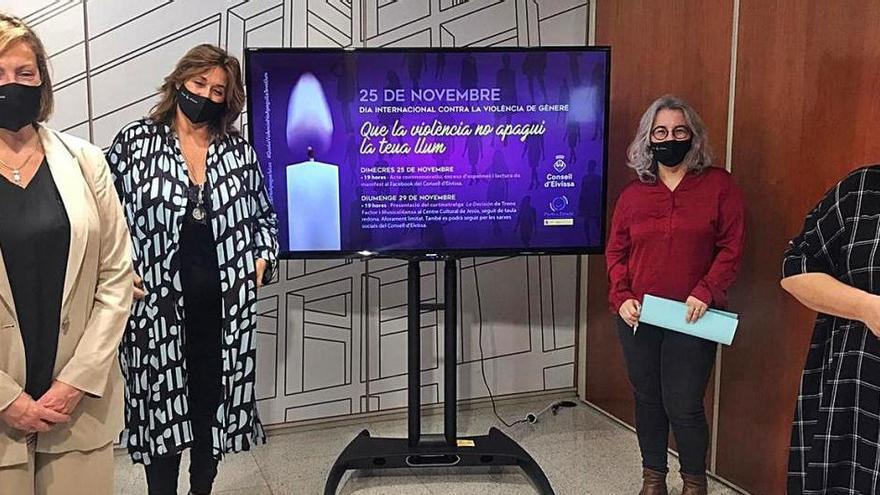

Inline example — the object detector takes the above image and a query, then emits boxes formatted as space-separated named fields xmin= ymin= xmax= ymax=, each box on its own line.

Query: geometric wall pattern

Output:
xmin=5 ymin=0 xmax=589 ymax=426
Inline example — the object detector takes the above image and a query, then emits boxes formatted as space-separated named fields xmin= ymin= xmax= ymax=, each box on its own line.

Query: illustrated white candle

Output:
xmin=288 ymin=149 xmax=341 ymax=251
xmin=285 ymin=72 xmax=341 ymax=251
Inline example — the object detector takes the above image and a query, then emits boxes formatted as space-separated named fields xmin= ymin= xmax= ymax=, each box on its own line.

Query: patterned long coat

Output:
xmin=107 ymin=119 xmax=278 ymax=464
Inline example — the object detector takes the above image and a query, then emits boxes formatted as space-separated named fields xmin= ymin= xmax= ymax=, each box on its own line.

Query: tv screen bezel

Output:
xmin=244 ymin=45 xmax=611 ymax=260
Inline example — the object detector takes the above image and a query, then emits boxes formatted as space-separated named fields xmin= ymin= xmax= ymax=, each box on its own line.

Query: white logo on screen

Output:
xmin=550 ymin=195 xmax=569 ymax=212
xmin=553 ymin=155 xmax=567 ymax=173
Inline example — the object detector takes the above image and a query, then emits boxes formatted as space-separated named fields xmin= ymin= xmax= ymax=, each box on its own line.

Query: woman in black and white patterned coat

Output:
xmin=107 ymin=45 xmax=278 ymax=495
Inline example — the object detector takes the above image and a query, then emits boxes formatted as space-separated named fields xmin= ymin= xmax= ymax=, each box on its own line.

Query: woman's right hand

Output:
xmin=619 ymin=299 xmax=641 ymax=327
xmin=0 ymin=392 xmax=70 ymax=433
xmin=133 ymin=273 xmax=145 ymax=300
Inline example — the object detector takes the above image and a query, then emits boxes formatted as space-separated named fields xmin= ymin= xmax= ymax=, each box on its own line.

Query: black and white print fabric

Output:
xmin=784 ymin=166 xmax=880 ymax=494
xmin=108 ymin=119 xmax=278 ymax=465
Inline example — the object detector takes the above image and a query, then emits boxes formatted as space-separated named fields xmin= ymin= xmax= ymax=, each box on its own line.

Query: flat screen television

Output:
xmin=245 ymin=47 xmax=610 ymax=259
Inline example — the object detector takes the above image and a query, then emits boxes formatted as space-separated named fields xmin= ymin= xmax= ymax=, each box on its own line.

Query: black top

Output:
xmin=179 ymin=181 xmax=221 ymax=301
xmin=0 ymin=159 xmax=70 ymax=398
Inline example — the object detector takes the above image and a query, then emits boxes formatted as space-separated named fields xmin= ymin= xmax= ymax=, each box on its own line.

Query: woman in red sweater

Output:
xmin=606 ymin=95 xmax=745 ymax=495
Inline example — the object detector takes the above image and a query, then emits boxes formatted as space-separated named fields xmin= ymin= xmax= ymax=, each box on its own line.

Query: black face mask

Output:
xmin=0 ymin=83 xmax=42 ymax=132
xmin=650 ymin=139 xmax=692 ymax=167
xmin=177 ymin=85 xmax=224 ymax=125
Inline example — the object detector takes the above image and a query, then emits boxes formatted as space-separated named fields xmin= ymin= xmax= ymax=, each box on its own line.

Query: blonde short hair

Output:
xmin=0 ymin=13 xmax=53 ymax=121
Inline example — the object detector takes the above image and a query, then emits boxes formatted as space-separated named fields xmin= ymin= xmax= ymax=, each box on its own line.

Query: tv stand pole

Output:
xmin=324 ymin=257 xmax=555 ymax=495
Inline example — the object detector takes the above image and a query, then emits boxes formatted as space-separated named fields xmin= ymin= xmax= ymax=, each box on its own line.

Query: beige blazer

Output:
xmin=0 ymin=126 xmax=133 ymax=467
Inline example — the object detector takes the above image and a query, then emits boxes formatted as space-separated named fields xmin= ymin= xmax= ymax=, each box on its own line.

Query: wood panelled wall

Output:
xmin=586 ymin=1 xmax=880 ymax=494
xmin=720 ymin=2 xmax=880 ymax=493
xmin=586 ymin=0 xmax=734 ymax=421
xmin=586 ymin=0 xmax=734 ymax=459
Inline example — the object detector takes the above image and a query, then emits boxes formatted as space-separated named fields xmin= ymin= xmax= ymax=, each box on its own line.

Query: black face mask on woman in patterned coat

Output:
xmin=177 ymin=85 xmax=224 ymax=125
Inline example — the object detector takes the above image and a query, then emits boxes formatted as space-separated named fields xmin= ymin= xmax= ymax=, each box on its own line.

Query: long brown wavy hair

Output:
xmin=149 ymin=44 xmax=244 ymax=137
xmin=0 ymin=13 xmax=53 ymax=121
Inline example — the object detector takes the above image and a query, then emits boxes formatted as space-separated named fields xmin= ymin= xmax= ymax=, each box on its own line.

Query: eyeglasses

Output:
xmin=651 ymin=125 xmax=692 ymax=141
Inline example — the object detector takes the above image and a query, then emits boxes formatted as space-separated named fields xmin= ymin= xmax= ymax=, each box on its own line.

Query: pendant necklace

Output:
xmin=180 ymin=141 xmax=207 ymax=222
xmin=0 ymin=144 xmax=39 ymax=186
xmin=192 ymin=182 xmax=206 ymax=221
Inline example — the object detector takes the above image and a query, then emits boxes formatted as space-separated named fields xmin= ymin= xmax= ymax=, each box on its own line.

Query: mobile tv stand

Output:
xmin=324 ymin=257 xmax=555 ymax=495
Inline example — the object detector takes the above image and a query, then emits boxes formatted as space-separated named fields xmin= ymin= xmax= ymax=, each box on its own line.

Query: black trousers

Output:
xmin=616 ymin=318 xmax=717 ymax=475
xmin=145 ymin=285 xmax=223 ymax=495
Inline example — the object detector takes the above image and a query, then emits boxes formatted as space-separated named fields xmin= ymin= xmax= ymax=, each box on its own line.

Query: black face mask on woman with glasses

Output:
xmin=650 ymin=139 xmax=693 ymax=167
xmin=0 ymin=82 xmax=42 ymax=132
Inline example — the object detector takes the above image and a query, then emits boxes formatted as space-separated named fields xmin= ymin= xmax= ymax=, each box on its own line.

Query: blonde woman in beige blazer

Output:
xmin=0 ymin=13 xmax=133 ymax=495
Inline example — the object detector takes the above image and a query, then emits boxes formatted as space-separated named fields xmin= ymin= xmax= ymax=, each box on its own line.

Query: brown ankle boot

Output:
xmin=639 ymin=467 xmax=668 ymax=495
xmin=681 ymin=472 xmax=708 ymax=495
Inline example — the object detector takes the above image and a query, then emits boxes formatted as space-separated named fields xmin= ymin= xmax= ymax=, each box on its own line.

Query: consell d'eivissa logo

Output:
xmin=545 ymin=154 xmax=575 ymax=188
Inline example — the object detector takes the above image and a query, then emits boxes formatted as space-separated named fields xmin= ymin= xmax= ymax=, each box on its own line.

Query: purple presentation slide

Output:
xmin=246 ymin=48 xmax=609 ymax=256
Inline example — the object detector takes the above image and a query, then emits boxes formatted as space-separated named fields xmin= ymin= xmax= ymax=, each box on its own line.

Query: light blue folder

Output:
xmin=639 ymin=294 xmax=739 ymax=345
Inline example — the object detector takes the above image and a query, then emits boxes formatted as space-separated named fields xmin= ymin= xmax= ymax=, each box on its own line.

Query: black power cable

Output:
xmin=473 ymin=258 xmax=528 ymax=428
xmin=473 ymin=258 xmax=577 ymax=428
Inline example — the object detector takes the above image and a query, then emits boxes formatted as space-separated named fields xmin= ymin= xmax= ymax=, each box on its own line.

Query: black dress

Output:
xmin=0 ymin=160 xmax=70 ymax=398
xmin=179 ymin=180 xmax=223 ymax=412
xmin=145 ymin=181 xmax=224 ymax=494
xmin=785 ymin=166 xmax=880 ymax=493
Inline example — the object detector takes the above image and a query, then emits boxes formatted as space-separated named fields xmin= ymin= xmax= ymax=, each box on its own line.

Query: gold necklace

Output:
xmin=0 ymin=142 xmax=39 ymax=186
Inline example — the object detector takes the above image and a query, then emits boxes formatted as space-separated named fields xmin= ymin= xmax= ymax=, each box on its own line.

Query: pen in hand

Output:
xmin=632 ymin=300 xmax=641 ymax=334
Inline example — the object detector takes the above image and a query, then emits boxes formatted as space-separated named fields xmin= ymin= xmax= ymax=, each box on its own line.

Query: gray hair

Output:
xmin=626 ymin=95 xmax=713 ymax=183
